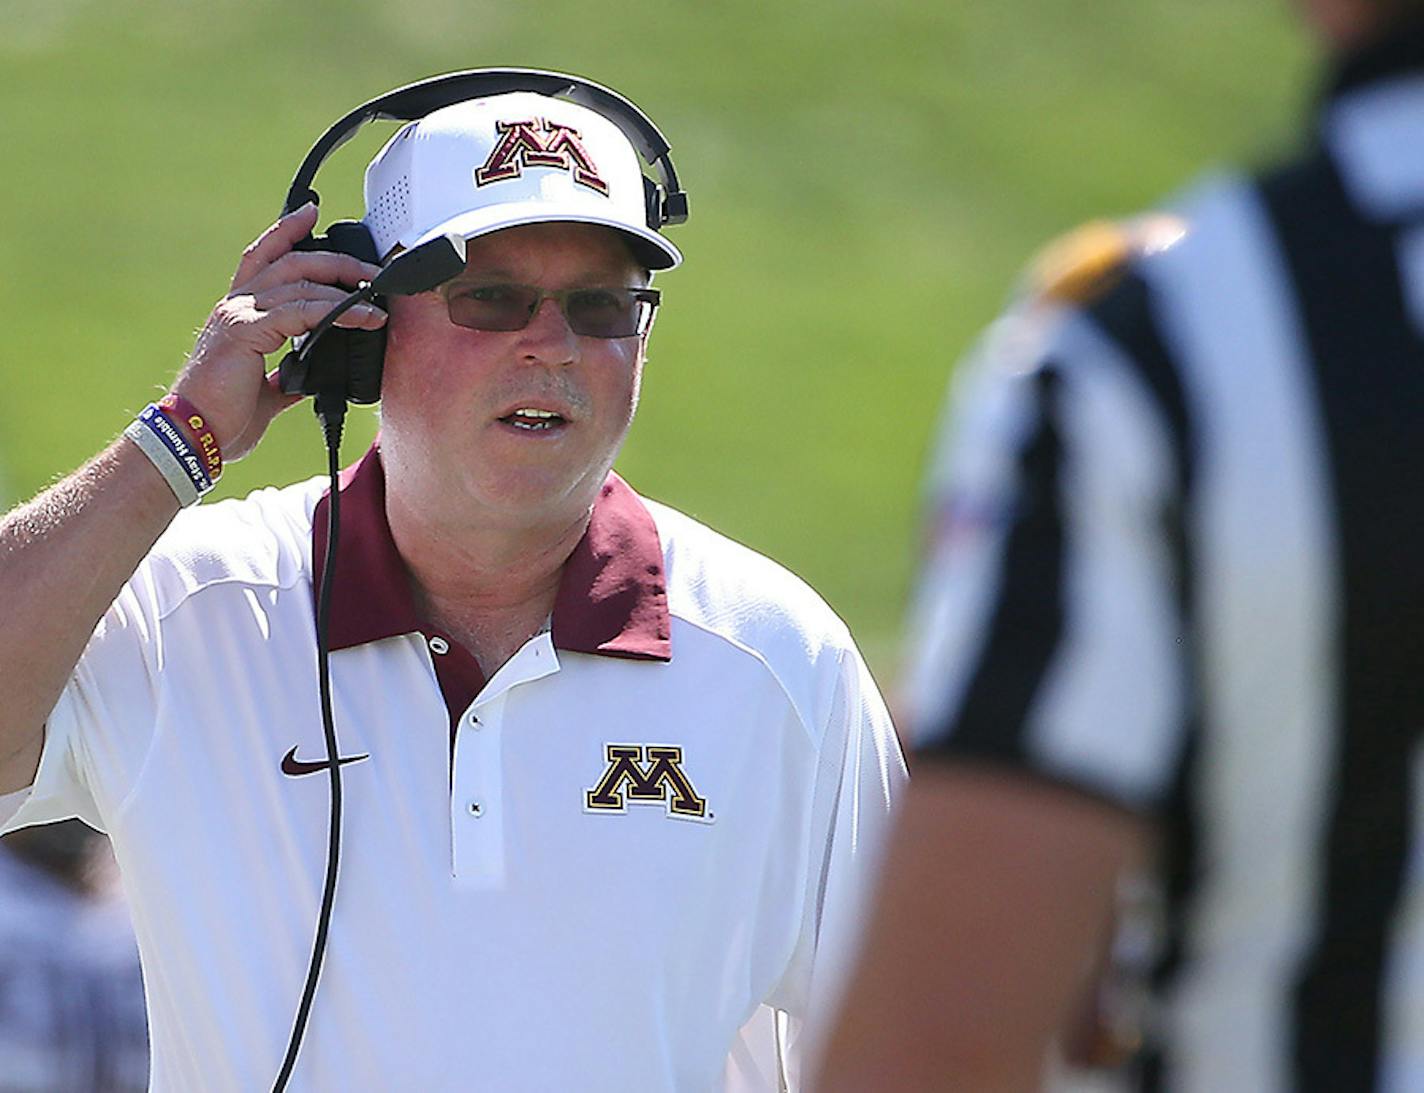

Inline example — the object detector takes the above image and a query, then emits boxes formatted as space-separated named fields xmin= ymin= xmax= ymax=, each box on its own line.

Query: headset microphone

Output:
xmin=368 ymin=233 xmax=469 ymax=295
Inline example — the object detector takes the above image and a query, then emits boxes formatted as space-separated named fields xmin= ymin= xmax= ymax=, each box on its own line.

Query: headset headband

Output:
xmin=281 ymin=67 xmax=689 ymax=229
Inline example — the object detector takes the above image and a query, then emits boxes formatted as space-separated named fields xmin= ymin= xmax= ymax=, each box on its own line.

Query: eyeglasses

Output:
xmin=440 ymin=282 xmax=661 ymax=338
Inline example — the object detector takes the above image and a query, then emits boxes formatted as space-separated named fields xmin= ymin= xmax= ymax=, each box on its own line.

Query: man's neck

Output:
xmin=385 ymin=486 xmax=594 ymax=674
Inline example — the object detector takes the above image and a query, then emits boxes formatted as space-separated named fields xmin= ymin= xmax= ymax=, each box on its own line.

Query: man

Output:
xmin=818 ymin=1 xmax=1424 ymax=1090
xmin=0 ymin=79 xmax=904 ymax=1090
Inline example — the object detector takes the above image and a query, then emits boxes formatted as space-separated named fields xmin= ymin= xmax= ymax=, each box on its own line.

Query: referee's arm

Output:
xmin=816 ymin=298 xmax=1187 ymax=1088
xmin=817 ymin=766 xmax=1147 ymax=1091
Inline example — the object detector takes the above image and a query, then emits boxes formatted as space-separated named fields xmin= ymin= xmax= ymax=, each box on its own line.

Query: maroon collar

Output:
xmin=311 ymin=444 xmax=671 ymax=661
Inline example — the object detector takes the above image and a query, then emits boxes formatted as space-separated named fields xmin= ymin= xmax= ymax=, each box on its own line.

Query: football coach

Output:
xmin=0 ymin=71 xmax=904 ymax=1091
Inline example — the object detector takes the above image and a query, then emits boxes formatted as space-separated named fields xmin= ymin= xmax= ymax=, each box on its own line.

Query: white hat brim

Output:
xmin=407 ymin=201 xmax=683 ymax=271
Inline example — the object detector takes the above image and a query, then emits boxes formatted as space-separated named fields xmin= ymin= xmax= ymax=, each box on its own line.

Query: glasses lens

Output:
xmin=445 ymin=284 xmax=656 ymax=337
xmin=446 ymin=284 xmax=540 ymax=332
xmin=564 ymin=288 xmax=642 ymax=338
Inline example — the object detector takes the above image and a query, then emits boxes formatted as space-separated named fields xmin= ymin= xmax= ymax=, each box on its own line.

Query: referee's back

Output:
xmin=817 ymin=10 xmax=1424 ymax=1093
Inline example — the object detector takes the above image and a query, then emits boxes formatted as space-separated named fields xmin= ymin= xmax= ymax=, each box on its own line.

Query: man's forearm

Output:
xmin=0 ymin=205 xmax=384 ymax=797
xmin=0 ymin=435 xmax=179 ymax=794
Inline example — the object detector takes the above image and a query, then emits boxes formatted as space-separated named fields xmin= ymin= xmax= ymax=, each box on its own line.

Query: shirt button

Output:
xmin=469 ymin=712 xmax=481 ymax=729
xmin=428 ymin=636 xmax=449 ymax=655
xmin=467 ymin=800 xmax=483 ymax=817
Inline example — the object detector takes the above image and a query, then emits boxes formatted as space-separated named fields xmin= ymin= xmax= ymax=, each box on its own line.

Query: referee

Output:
xmin=817 ymin=0 xmax=1424 ymax=1089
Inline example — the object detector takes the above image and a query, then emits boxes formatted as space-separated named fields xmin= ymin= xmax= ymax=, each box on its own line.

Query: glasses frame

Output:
xmin=438 ymin=282 xmax=662 ymax=338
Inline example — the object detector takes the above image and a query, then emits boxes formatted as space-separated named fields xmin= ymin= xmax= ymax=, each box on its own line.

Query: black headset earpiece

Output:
xmin=276 ymin=68 xmax=688 ymax=409
xmin=282 ymin=220 xmax=386 ymax=406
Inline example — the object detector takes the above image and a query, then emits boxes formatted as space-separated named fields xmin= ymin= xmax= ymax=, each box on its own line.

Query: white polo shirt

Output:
xmin=1 ymin=443 xmax=905 ymax=1092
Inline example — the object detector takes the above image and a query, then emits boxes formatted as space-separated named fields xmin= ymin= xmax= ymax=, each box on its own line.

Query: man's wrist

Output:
xmin=158 ymin=393 xmax=224 ymax=483
xmin=123 ymin=402 xmax=219 ymax=508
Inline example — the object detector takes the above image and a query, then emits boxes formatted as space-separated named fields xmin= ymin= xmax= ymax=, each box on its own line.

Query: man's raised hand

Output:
xmin=171 ymin=203 xmax=387 ymax=462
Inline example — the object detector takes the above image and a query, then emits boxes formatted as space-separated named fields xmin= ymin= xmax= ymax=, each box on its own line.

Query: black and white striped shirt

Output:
xmin=907 ymin=26 xmax=1424 ymax=1092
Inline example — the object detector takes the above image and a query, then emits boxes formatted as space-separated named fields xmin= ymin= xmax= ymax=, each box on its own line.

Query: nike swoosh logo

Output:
xmin=280 ymin=746 xmax=371 ymax=777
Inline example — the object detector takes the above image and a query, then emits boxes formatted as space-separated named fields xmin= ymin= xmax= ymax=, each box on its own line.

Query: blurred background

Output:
xmin=0 ymin=2 xmax=1313 ymax=1083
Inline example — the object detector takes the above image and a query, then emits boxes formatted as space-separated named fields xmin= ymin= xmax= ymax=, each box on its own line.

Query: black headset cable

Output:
xmin=268 ymin=236 xmax=466 ymax=1091
xmin=272 ymin=403 xmax=346 ymax=1093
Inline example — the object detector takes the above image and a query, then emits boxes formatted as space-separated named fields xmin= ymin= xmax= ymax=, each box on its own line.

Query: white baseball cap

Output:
xmin=363 ymin=91 xmax=683 ymax=270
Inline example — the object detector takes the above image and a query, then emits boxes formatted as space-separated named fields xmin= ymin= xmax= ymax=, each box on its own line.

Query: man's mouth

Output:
xmin=499 ymin=407 xmax=568 ymax=431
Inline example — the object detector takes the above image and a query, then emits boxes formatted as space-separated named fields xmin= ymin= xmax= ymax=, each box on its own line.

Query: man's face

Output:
xmin=379 ymin=222 xmax=652 ymax=527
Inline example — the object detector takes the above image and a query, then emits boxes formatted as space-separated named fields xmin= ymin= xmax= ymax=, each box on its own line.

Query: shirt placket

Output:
xmin=440 ymin=632 xmax=560 ymax=888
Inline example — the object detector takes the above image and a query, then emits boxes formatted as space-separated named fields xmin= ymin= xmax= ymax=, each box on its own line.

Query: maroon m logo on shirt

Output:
xmin=585 ymin=744 xmax=708 ymax=819
xmin=475 ymin=119 xmax=610 ymax=195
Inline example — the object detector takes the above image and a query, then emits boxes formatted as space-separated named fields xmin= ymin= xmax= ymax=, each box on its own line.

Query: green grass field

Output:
xmin=0 ymin=0 xmax=1314 ymax=679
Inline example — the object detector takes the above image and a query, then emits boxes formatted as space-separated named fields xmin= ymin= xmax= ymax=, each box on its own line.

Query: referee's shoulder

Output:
xmin=138 ymin=475 xmax=324 ymax=614
xmin=1021 ymin=214 xmax=1184 ymax=308
xmin=1019 ymin=213 xmax=1187 ymax=345
xmin=1007 ymin=210 xmax=1206 ymax=443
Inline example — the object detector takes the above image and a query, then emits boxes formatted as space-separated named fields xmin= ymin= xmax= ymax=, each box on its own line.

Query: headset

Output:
xmin=276 ymin=67 xmax=689 ymax=409
xmin=268 ymin=69 xmax=688 ymax=1092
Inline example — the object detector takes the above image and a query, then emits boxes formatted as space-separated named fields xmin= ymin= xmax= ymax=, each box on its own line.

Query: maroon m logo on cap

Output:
xmin=475 ymin=118 xmax=610 ymax=195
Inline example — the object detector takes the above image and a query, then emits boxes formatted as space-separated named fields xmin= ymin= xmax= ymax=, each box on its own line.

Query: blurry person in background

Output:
xmin=817 ymin=0 xmax=1424 ymax=1089
xmin=0 ymin=823 xmax=147 ymax=1092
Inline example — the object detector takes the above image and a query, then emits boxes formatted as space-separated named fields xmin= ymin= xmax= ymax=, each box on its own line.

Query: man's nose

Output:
xmin=518 ymin=296 xmax=578 ymax=364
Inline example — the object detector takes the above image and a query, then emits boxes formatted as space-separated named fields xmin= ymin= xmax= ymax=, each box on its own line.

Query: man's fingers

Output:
xmin=239 ymin=250 xmax=383 ymax=296
xmin=206 ymin=290 xmax=387 ymax=360
xmin=329 ymin=301 xmax=387 ymax=330
xmin=253 ymin=279 xmax=368 ymax=312
xmin=229 ymin=203 xmax=320 ymax=291
xmin=257 ymin=298 xmax=387 ymax=343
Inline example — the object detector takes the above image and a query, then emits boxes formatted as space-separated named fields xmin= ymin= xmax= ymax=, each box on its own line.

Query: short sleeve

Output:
xmin=768 ymin=644 xmax=908 ymax=1087
xmin=906 ymin=297 xmax=1194 ymax=814
xmin=1 ymin=559 xmax=166 ymax=835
